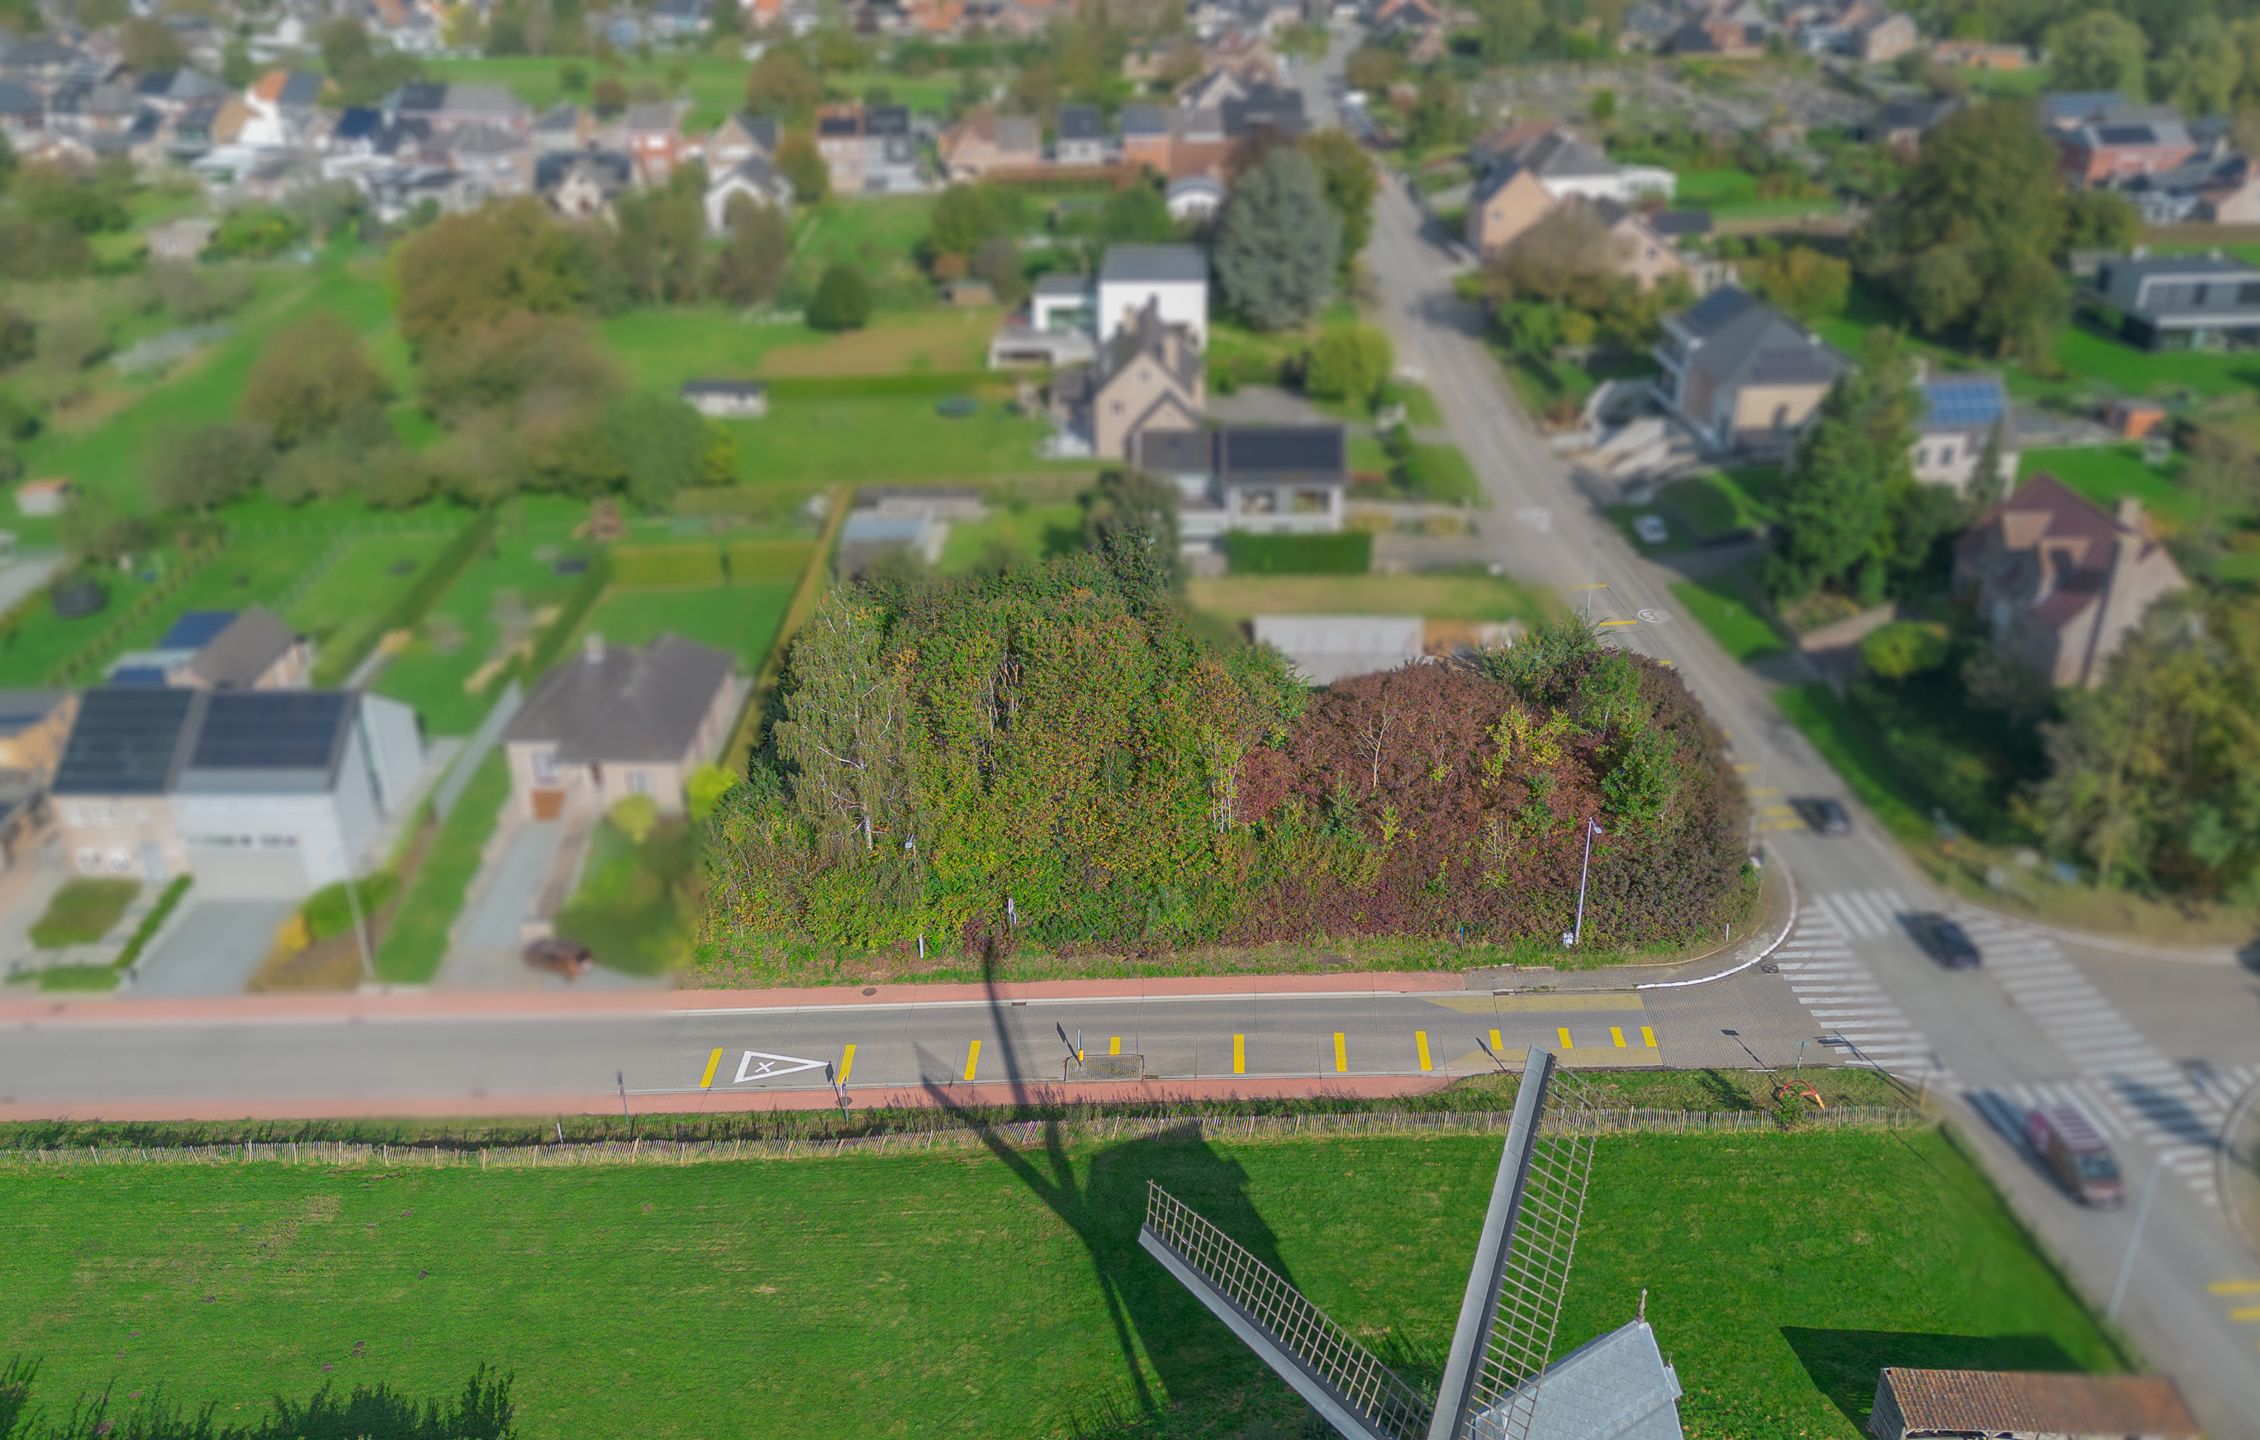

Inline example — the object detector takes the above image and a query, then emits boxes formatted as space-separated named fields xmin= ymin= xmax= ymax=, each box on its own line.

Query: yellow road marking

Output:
xmin=1233 ymin=1033 xmax=1246 ymax=1075
xmin=1426 ymin=993 xmax=1644 ymax=1014
xmin=1415 ymin=1031 xmax=1432 ymax=1072
xmin=2232 ymin=1306 xmax=2260 ymax=1322
xmin=699 ymin=1047 xmax=723 ymax=1090
xmin=2210 ymin=1281 xmax=2260 ymax=1295
xmin=1557 ymin=1027 xmax=1574 ymax=1051
xmin=1597 ymin=618 xmax=1637 ymax=628
xmin=1732 ymin=761 xmax=1760 ymax=773
xmin=1641 ymin=1026 xmax=1657 ymax=1048
xmin=1333 ymin=1032 xmax=1348 ymax=1073
xmin=963 ymin=1040 xmax=981 ymax=1082
xmin=1610 ymin=1026 xmax=1626 ymax=1048
xmin=1760 ymin=803 xmax=1797 ymax=816
xmin=838 ymin=1043 xmax=855 ymax=1085
xmin=1747 ymin=784 xmax=1781 ymax=797
xmin=1488 ymin=1027 xmax=1503 ymax=1053
xmin=1575 ymin=581 xmax=1609 ymax=590
xmin=1108 ymin=1035 xmax=1121 ymax=1056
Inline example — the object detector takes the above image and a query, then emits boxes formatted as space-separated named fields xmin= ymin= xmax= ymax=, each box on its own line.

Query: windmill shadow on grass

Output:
xmin=910 ymin=935 xmax=1382 ymax=1436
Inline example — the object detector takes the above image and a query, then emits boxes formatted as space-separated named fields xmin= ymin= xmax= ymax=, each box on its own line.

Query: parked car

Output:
xmin=2026 ymin=1104 xmax=2125 ymax=1208
xmin=523 ymin=936 xmax=594 ymax=980
xmin=1794 ymin=797 xmax=1853 ymax=835
xmin=1632 ymin=513 xmax=1670 ymax=546
xmin=1904 ymin=912 xmax=1981 ymax=969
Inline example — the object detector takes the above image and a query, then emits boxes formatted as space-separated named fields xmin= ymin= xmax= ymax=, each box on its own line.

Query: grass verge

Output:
xmin=372 ymin=752 xmax=510 ymax=985
xmin=0 ymin=1125 xmax=2120 ymax=1439
xmin=28 ymin=879 xmax=139 ymax=949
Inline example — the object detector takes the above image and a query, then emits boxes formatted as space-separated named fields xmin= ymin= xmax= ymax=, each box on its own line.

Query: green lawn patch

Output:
xmin=1659 ymin=470 xmax=1778 ymax=543
xmin=30 ymin=963 xmax=123 ymax=993
xmin=556 ymin=817 xmax=695 ymax=976
xmin=1670 ymin=575 xmax=1786 ymax=663
xmin=1191 ymin=569 xmax=1558 ymax=626
xmin=422 ymin=56 xmax=965 ymax=130
xmin=0 ymin=564 xmax=168 ymax=688
xmin=1775 ymin=682 xmax=1933 ymax=845
xmin=372 ymin=751 xmax=510 ymax=985
xmin=2018 ymin=445 xmax=2197 ymax=526
xmin=294 ymin=530 xmax=461 ymax=685
xmin=373 ymin=523 xmax=595 ymax=737
xmin=937 ymin=502 xmax=1084 ymax=573
xmin=792 ymin=195 xmax=941 ymax=307
xmin=1403 ymin=443 xmax=1483 ymax=504
xmin=579 ymin=580 xmax=797 ymax=671
xmin=0 ymin=1127 xmax=2122 ymax=1438
xmin=723 ymin=392 xmax=1079 ymax=489
xmin=29 ymin=879 xmax=139 ymax=949
xmin=2048 ymin=320 xmax=2260 ymax=401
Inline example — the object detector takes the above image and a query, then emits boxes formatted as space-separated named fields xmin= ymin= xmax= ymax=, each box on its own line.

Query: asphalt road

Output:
xmin=1296 ymin=43 xmax=2260 ymax=1432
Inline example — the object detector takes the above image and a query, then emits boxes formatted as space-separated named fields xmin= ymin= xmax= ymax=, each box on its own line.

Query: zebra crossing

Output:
xmin=1952 ymin=910 xmax=2255 ymax=1207
xmin=1768 ymin=902 xmax=1942 ymax=1078
xmin=1788 ymin=888 xmax=2260 ymax=1207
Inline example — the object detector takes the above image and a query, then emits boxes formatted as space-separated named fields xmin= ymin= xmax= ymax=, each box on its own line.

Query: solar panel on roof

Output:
xmin=2096 ymin=125 xmax=2153 ymax=145
xmin=1923 ymin=379 xmax=2005 ymax=428
xmin=159 ymin=609 xmax=237 ymax=649
xmin=53 ymin=687 xmax=198 ymax=795
xmin=188 ymin=691 xmax=348 ymax=772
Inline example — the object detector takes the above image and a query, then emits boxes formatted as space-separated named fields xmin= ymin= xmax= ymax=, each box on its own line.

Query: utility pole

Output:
xmin=344 ymin=870 xmax=373 ymax=983
xmin=1567 ymin=817 xmax=1602 ymax=947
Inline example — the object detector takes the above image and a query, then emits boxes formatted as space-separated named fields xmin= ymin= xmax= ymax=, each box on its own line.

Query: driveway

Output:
xmin=130 ymin=900 xmax=292 ymax=996
xmin=438 ymin=817 xmax=572 ymax=991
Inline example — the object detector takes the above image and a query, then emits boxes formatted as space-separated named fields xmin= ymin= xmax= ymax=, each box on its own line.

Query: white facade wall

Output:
xmin=1096 ymin=277 xmax=1209 ymax=349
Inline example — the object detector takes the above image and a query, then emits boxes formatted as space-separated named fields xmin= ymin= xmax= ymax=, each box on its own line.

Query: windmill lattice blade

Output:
xmin=1459 ymin=1065 xmax=1601 ymax=1440
xmin=1140 ymin=1181 xmax=1435 ymax=1440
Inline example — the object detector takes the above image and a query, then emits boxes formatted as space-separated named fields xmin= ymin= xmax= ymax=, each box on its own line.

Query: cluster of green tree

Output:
xmin=2031 ymin=589 xmax=2260 ymax=897
xmin=1214 ymin=144 xmax=1376 ymax=331
xmin=317 ymin=17 xmax=426 ymax=107
xmin=1471 ymin=203 xmax=1694 ymax=380
xmin=1915 ymin=0 xmax=2260 ymax=118
xmin=1466 ymin=0 xmax=1642 ymax=64
xmin=0 ymin=150 xmax=133 ymax=281
xmin=703 ymin=554 xmax=1748 ymax=963
xmin=1762 ymin=331 xmax=1999 ymax=607
xmin=1855 ymin=100 xmax=2140 ymax=364
xmin=0 ymin=1356 xmax=517 ymax=1439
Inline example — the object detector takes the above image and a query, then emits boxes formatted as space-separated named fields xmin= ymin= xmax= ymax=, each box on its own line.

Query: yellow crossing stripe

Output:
xmin=1333 ymin=1032 xmax=1348 ymax=1073
xmin=1415 ymin=1030 xmax=1432 ymax=1072
xmin=963 ymin=1039 xmax=981 ymax=1082
xmin=1233 ymin=1033 xmax=1246 ymax=1075
xmin=1610 ymin=1026 xmax=1626 ymax=1048
xmin=699 ymin=1048 xmax=723 ymax=1090
xmin=1557 ymin=1027 xmax=1574 ymax=1051
xmin=837 ymin=1044 xmax=855 ymax=1085
xmin=1641 ymin=1026 xmax=1657 ymax=1048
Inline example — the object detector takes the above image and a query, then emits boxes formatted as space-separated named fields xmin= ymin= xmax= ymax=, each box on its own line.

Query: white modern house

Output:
xmin=51 ymin=687 xmax=426 ymax=897
xmin=1098 ymin=244 xmax=1211 ymax=349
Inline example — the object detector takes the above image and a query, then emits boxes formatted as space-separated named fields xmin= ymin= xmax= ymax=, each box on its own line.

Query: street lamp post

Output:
xmin=2107 ymin=1151 xmax=2168 ymax=1323
xmin=1566 ymin=817 xmax=1602 ymax=947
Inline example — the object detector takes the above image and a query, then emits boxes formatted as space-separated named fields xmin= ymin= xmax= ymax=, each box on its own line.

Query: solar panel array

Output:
xmin=1923 ymin=379 xmax=2005 ymax=428
xmin=189 ymin=691 xmax=349 ymax=772
xmin=53 ymin=687 xmax=199 ymax=795
xmin=158 ymin=609 xmax=238 ymax=650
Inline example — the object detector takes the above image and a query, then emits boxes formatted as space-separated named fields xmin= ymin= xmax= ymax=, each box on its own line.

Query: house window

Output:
xmin=531 ymin=748 xmax=558 ymax=785
xmin=1915 ymin=446 xmax=1929 ymax=467
xmin=628 ymin=770 xmax=652 ymax=796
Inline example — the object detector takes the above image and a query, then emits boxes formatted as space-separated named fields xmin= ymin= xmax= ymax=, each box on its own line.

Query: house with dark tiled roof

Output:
xmin=1653 ymin=286 xmax=1849 ymax=456
xmin=503 ymin=633 xmax=745 ymax=820
xmin=1069 ymin=297 xmax=1207 ymax=460
xmin=1135 ymin=423 xmax=1348 ymax=540
xmin=1953 ymin=475 xmax=2189 ymax=689
xmin=2090 ymin=251 xmax=2260 ymax=350
xmin=1867 ymin=1367 xmax=2200 ymax=1440
xmin=2056 ymin=108 xmax=2195 ymax=187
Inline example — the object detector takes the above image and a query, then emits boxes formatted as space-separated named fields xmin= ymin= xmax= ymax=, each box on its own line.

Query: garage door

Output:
xmin=188 ymin=848 xmax=310 ymax=900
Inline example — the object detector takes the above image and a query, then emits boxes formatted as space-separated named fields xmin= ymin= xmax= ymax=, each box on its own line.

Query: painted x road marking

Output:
xmin=733 ymin=1049 xmax=828 ymax=1084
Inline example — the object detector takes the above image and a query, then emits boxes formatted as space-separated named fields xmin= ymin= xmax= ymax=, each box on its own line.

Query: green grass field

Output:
xmin=0 ymin=1127 xmax=2122 ymax=1439
xmin=1659 ymin=469 xmax=1779 ymax=542
xmin=793 ymin=196 xmax=942 ymax=307
xmin=1671 ymin=574 xmax=1786 ymax=663
xmin=724 ymin=394 xmax=1077 ymax=488
xmin=937 ymin=502 xmax=1084 ymax=572
xmin=2019 ymin=445 xmax=2196 ymax=527
xmin=1774 ymin=682 xmax=1931 ymax=845
xmin=1674 ymin=168 xmax=1837 ymax=222
xmin=422 ymin=56 xmax=966 ymax=131
xmin=27 ymin=879 xmax=139 ymax=949
xmin=296 ymin=531 xmax=461 ymax=685
xmin=578 ymin=580 xmax=797 ymax=669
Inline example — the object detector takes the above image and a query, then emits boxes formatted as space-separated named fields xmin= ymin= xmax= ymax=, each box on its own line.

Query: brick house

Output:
xmin=1952 ymin=475 xmax=2190 ymax=689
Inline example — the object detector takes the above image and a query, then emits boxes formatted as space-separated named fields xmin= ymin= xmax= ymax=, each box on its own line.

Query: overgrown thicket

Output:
xmin=703 ymin=563 xmax=1748 ymax=966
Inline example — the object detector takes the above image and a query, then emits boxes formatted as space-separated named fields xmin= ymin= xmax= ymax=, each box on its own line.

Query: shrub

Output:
xmin=300 ymin=872 xmax=401 ymax=944
xmin=1860 ymin=620 xmax=1952 ymax=681
xmin=807 ymin=264 xmax=872 ymax=332
xmin=610 ymin=794 xmax=661 ymax=845
xmin=1304 ymin=323 xmax=1393 ymax=406
xmin=688 ymin=763 xmax=739 ymax=823
xmin=1223 ymin=531 xmax=1373 ymax=575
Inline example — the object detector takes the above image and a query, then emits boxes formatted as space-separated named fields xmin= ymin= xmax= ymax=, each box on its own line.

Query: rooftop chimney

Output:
xmin=583 ymin=631 xmax=605 ymax=665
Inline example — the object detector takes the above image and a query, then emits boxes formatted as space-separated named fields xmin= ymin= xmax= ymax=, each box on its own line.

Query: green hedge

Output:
xmin=610 ymin=543 xmax=726 ymax=588
xmin=115 ymin=875 xmax=192 ymax=970
xmin=725 ymin=539 xmax=818 ymax=581
xmin=1223 ymin=531 xmax=1373 ymax=575
xmin=313 ymin=515 xmax=495 ymax=687
xmin=516 ymin=550 xmax=614 ymax=681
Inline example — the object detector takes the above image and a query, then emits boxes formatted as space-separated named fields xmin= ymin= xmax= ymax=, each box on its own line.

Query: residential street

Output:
xmin=1305 ymin=45 xmax=2260 ymax=1433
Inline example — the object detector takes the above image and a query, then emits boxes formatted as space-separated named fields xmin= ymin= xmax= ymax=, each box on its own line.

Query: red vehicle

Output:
xmin=2025 ymin=1104 xmax=2124 ymax=1208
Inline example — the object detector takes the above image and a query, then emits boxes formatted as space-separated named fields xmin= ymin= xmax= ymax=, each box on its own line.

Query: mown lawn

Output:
xmin=296 ymin=530 xmax=462 ymax=685
xmin=598 ymin=307 xmax=999 ymax=393
xmin=937 ymin=502 xmax=1084 ymax=573
xmin=1190 ymin=569 xmax=1558 ymax=626
xmin=2018 ymin=445 xmax=2197 ymax=527
xmin=556 ymin=818 xmax=695 ymax=976
xmin=0 ymin=1128 xmax=2121 ymax=1440
xmin=374 ymin=526 xmax=593 ymax=737
xmin=578 ymin=580 xmax=797 ymax=670
xmin=723 ymin=393 xmax=1080 ymax=488
xmin=1671 ymin=574 xmax=1785 ymax=663
xmin=421 ymin=56 xmax=966 ymax=130
xmin=27 ymin=879 xmax=139 ymax=949
xmin=792 ymin=195 xmax=942 ymax=306
xmin=1659 ymin=468 xmax=1779 ymax=542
